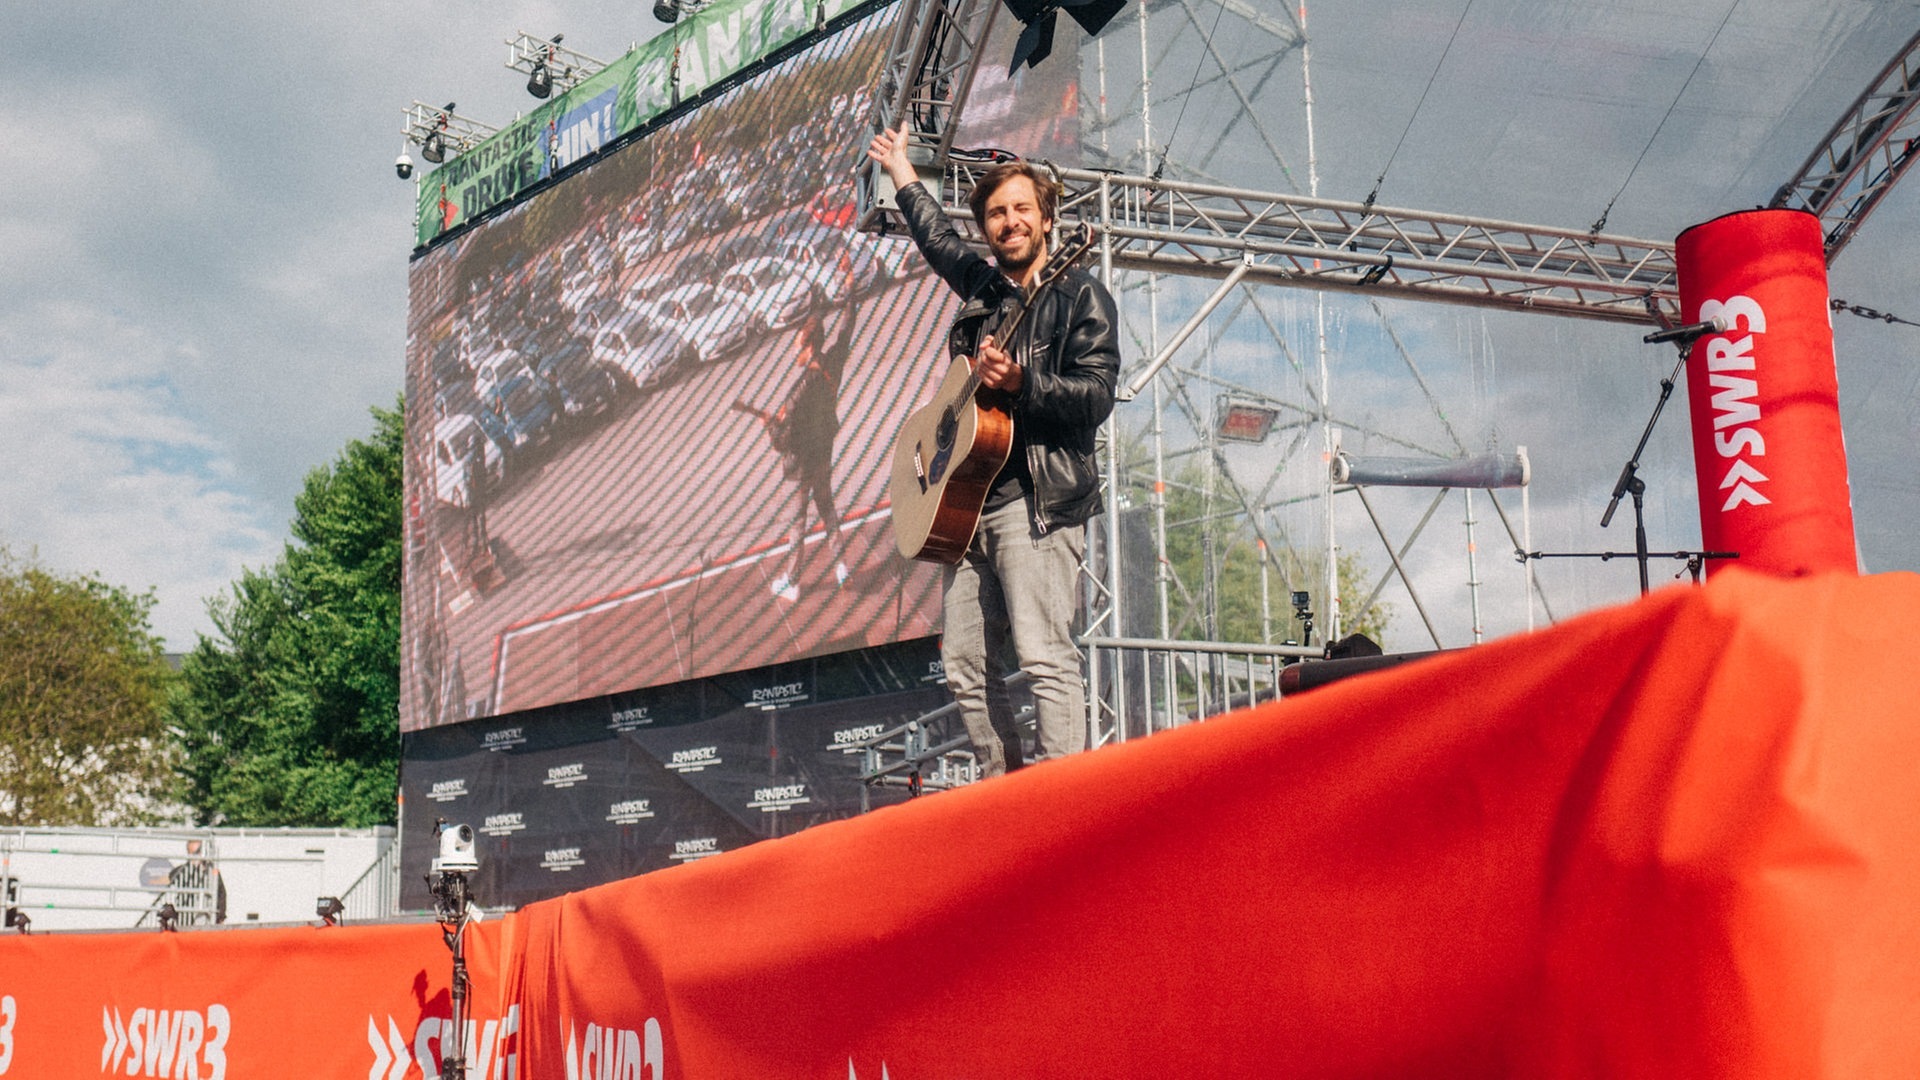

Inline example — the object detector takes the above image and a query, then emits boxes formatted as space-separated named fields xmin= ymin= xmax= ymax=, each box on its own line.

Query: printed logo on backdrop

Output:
xmin=830 ymin=723 xmax=886 ymax=753
xmin=541 ymin=847 xmax=586 ymax=873
xmin=427 ymin=778 xmax=470 ymax=803
xmin=1 ymin=994 xmax=14 ymax=1075
xmin=482 ymin=727 xmax=526 ymax=752
xmin=565 ymin=1017 xmax=664 ymax=1080
xmin=540 ymin=88 xmax=619 ymax=178
xmin=606 ymin=798 xmax=655 ymax=825
xmin=101 ymin=1005 xmax=230 ymax=1080
xmin=368 ymin=1007 xmax=519 ymax=1080
xmin=481 ymin=812 xmax=527 ymax=837
xmin=747 ymin=783 xmax=811 ymax=813
xmin=666 ymin=746 xmax=721 ymax=774
xmin=923 ymin=659 xmax=946 ymax=684
xmin=750 ymin=680 xmax=809 ymax=710
xmin=608 ymin=704 xmax=655 ymax=732
xmin=543 ymin=763 xmax=588 ymax=789
xmin=1698 ymin=294 xmax=1772 ymax=511
xmin=669 ymin=837 xmax=722 ymax=862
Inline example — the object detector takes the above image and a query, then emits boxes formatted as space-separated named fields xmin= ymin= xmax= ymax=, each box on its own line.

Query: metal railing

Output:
xmin=1083 ymin=636 xmax=1321 ymax=746
xmin=337 ymin=832 xmax=402 ymax=922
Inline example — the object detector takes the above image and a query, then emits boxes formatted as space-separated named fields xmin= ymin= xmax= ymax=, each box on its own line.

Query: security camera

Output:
xmin=396 ymin=151 xmax=415 ymax=180
xmin=432 ymin=822 xmax=479 ymax=873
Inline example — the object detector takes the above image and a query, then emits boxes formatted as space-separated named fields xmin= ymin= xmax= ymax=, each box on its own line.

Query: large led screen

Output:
xmin=401 ymin=9 xmax=1077 ymax=731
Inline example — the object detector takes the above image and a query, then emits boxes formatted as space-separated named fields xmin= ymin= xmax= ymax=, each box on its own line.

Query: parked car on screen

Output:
xmin=534 ymin=337 xmax=621 ymax=420
xmin=777 ymin=226 xmax=889 ymax=299
xmin=719 ymin=256 xmax=821 ymax=331
xmin=648 ymin=283 xmax=760 ymax=363
xmin=432 ymin=414 xmax=505 ymax=508
xmin=483 ymin=369 xmax=559 ymax=451
xmin=592 ymin=311 xmax=700 ymax=390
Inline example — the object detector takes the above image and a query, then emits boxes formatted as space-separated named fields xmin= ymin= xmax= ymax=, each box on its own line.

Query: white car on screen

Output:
xmin=592 ymin=312 xmax=699 ymax=390
xmin=718 ymin=256 xmax=821 ymax=331
xmin=432 ymin=414 xmax=505 ymax=509
xmin=648 ymin=283 xmax=760 ymax=363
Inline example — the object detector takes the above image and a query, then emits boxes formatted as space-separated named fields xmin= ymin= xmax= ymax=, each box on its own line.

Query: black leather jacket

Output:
xmin=897 ymin=181 xmax=1120 ymax=532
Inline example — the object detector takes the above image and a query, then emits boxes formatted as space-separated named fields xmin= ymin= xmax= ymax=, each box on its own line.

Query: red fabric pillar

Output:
xmin=1675 ymin=209 xmax=1856 ymax=577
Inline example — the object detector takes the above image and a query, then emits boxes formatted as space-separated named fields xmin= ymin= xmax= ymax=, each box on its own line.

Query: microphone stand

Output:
xmin=1517 ymin=328 xmax=1737 ymax=594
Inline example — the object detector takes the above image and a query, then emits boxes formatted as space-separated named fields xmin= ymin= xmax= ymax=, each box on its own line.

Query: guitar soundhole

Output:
xmin=935 ymin=406 xmax=957 ymax=451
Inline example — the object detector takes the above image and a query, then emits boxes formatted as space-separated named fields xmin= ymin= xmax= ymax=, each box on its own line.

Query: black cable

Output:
xmin=1832 ymin=297 xmax=1920 ymax=327
xmin=1591 ymin=0 xmax=1741 ymax=234
xmin=1363 ymin=0 xmax=1477 ymax=210
xmin=1153 ymin=0 xmax=1234 ymax=181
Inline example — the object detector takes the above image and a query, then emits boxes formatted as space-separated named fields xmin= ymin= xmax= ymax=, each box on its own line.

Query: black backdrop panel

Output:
xmin=400 ymin=638 xmax=948 ymax=909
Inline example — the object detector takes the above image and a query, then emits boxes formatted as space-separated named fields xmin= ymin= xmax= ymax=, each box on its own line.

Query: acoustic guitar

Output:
xmin=889 ymin=224 xmax=1096 ymax=563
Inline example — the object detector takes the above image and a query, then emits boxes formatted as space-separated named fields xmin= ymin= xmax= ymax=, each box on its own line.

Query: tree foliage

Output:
xmin=170 ymin=401 xmax=403 ymax=827
xmin=0 ymin=550 xmax=174 ymax=825
xmin=1119 ymin=427 xmax=1391 ymax=647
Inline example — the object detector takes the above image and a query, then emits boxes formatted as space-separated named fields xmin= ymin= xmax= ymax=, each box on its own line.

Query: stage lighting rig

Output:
xmin=506 ymin=31 xmax=607 ymax=99
xmin=400 ymin=102 xmax=500 ymax=172
xmin=1001 ymin=0 xmax=1127 ymax=74
xmin=652 ymin=0 xmax=713 ymax=25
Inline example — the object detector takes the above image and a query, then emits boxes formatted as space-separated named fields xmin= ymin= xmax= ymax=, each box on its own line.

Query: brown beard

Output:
xmin=990 ymin=229 xmax=1046 ymax=275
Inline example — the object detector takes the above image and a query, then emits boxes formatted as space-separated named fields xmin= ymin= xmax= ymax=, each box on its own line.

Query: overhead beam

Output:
xmin=1770 ymin=27 xmax=1920 ymax=264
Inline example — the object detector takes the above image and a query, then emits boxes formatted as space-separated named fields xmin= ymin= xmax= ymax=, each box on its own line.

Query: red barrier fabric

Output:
xmin=3 ymin=570 xmax=1917 ymax=1079
xmin=1676 ymin=208 xmax=1858 ymax=577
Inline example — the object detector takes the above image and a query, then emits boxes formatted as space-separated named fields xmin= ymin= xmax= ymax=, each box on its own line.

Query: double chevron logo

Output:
xmin=99 ymin=1006 xmax=230 ymax=1080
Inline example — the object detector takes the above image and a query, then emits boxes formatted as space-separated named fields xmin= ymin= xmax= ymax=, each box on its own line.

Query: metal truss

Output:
xmin=401 ymin=102 xmax=500 ymax=159
xmin=865 ymin=161 xmax=1683 ymax=324
xmin=1770 ymin=27 xmax=1920 ymax=263
xmin=858 ymin=0 xmax=1681 ymax=327
xmin=505 ymin=32 xmax=610 ymax=97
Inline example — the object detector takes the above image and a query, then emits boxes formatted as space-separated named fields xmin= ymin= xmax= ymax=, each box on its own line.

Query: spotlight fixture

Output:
xmin=4 ymin=908 xmax=28 ymax=935
xmin=506 ymin=32 xmax=606 ymax=99
xmin=652 ymin=0 xmax=712 ymax=25
xmin=399 ymin=102 xmax=500 ymax=175
xmin=1002 ymin=0 xmax=1128 ymax=73
xmin=316 ymin=896 xmax=345 ymax=926
xmin=157 ymin=902 xmax=179 ymax=933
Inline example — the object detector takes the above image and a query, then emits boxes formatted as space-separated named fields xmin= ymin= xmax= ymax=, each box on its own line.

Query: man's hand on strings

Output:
xmin=974 ymin=335 xmax=1023 ymax=392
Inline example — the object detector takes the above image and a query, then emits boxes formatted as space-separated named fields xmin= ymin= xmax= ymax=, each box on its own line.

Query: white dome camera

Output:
xmin=432 ymin=821 xmax=479 ymax=873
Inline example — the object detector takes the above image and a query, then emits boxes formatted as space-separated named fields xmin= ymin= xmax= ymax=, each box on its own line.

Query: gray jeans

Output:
xmin=941 ymin=498 xmax=1087 ymax=777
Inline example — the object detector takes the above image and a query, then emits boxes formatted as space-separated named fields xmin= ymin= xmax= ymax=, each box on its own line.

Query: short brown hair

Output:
xmin=967 ymin=161 xmax=1058 ymax=230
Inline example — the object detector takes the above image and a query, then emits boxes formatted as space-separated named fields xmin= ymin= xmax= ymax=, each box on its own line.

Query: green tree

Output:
xmin=1119 ymin=430 xmax=1390 ymax=647
xmin=0 ymin=549 xmax=174 ymax=825
xmin=170 ymin=401 xmax=403 ymax=827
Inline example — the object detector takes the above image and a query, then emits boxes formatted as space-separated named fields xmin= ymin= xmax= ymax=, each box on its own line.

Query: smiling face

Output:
xmin=981 ymin=173 xmax=1052 ymax=279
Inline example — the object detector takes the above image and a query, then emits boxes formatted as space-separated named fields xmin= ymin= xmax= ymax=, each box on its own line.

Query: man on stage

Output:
xmin=867 ymin=126 xmax=1121 ymax=776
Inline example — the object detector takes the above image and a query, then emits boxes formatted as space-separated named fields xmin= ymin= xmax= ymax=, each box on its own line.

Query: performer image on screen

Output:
xmin=867 ymin=125 xmax=1121 ymax=776
xmin=752 ymin=286 xmax=858 ymax=603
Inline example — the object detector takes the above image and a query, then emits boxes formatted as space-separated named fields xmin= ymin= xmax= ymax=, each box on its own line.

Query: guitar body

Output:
xmin=889 ymin=356 xmax=1014 ymax=563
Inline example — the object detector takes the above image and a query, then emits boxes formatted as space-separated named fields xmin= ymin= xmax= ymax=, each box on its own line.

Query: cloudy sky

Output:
xmin=1 ymin=4 xmax=671 ymax=647
xmin=2 ymin=0 xmax=1916 ymax=651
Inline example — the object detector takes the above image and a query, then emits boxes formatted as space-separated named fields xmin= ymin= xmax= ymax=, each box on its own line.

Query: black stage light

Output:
xmin=527 ymin=62 xmax=553 ymax=98
xmin=157 ymin=902 xmax=179 ymax=932
xmin=422 ymin=130 xmax=447 ymax=164
xmin=316 ymin=896 xmax=345 ymax=926
xmin=1002 ymin=0 xmax=1127 ymax=73
xmin=654 ymin=0 xmax=680 ymax=24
